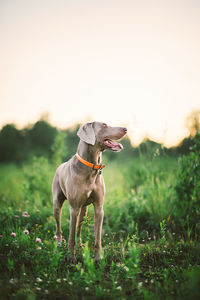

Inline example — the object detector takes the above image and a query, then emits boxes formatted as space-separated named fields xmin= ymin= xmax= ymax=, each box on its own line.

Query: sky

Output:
xmin=0 ymin=0 xmax=200 ymax=146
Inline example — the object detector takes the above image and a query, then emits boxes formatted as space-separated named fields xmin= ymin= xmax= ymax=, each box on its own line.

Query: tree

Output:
xmin=0 ymin=124 xmax=23 ymax=162
xmin=186 ymin=110 xmax=200 ymax=137
xmin=28 ymin=121 xmax=57 ymax=157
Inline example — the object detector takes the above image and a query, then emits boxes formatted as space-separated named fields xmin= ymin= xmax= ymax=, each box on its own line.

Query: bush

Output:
xmin=23 ymin=131 xmax=67 ymax=209
xmin=23 ymin=156 xmax=54 ymax=209
xmin=175 ymin=134 xmax=200 ymax=235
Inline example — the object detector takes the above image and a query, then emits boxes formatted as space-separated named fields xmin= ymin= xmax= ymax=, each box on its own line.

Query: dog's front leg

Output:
xmin=77 ymin=205 xmax=88 ymax=247
xmin=94 ymin=204 xmax=104 ymax=263
xmin=68 ymin=206 xmax=80 ymax=264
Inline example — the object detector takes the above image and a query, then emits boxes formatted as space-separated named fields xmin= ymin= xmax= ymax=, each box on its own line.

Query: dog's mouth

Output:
xmin=103 ymin=139 xmax=123 ymax=152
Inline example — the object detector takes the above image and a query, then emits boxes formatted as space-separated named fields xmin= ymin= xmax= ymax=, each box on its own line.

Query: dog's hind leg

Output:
xmin=53 ymin=197 xmax=65 ymax=245
xmin=67 ymin=205 xmax=82 ymax=264
xmin=52 ymin=174 xmax=66 ymax=245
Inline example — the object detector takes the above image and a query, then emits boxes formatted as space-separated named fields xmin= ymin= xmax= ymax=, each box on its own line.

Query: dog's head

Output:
xmin=77 ymin=122 xmax=127 ymax=152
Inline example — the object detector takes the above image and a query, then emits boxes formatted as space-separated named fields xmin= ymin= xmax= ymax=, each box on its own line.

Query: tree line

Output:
xmin=0 ymin=111 xmax=199 ymax=164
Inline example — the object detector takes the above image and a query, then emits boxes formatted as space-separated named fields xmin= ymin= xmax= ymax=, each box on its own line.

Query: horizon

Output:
xmin=0 ymin=113 xmax=194 ymax=148
xmin=1 ymin=0 xmax=200 ymax=147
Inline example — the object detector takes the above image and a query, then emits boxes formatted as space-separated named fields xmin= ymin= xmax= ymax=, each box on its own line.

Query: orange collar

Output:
xmin=75 ymin=153 xmax=105 ymax=170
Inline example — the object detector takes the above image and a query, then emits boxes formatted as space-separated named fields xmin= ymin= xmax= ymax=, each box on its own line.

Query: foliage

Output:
xmin=28 ymin=121 xmax=57 ymax=157
xmin=0 ymin=133 xmax=200 ymax=299
xmin=186 ymin=110 xmax=200 ymax=136
xmin=22 ymin=131 xmax=68 ymax=211
xmin=1 ymin=115 xmax=199 ymax=164
xmin=0 ymin=124 xmax=25 ymax=162
xmin=23 ymin=156 xmax=54 ymax=209
xmin=51 ymin=131 xmax=68 ymax=166
xmin=174 ymin=134 xmax=200 ymax=236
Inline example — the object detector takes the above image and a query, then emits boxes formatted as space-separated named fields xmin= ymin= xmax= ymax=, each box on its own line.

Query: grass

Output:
xmin=0 ymin=152 xmax=200 ymax=299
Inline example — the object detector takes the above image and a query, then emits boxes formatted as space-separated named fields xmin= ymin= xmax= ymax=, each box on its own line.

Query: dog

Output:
xmin=52 ymin=122 xmax=127 ymax=263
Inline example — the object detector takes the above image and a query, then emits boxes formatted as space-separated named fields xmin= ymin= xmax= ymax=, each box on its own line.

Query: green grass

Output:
xmin=0 ymin=153 xmax=200 ymax=299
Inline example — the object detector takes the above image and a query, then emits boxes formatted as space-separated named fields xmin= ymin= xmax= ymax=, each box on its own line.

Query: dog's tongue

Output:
xmin=104 ymin=139 xmax=123 ymax=151
xmin=111 ymin=140 xmax=123 ymax=151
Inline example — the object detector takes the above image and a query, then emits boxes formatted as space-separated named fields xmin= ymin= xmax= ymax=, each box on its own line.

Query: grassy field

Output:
xmin=0 ymin=144 xmax=200 ymax=299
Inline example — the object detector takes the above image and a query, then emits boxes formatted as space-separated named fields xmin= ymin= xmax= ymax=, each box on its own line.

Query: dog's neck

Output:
xmin=77 ymin=140 xmax=102 ymax=165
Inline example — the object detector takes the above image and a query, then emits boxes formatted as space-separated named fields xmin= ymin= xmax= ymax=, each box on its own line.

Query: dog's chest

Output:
xmin=82 ymin=173 xmax=101 ymax=203
xmin=87 ymin=189 xmax=93 ymax=198
xmin=84 ymin=182 xmax=95 ymax=200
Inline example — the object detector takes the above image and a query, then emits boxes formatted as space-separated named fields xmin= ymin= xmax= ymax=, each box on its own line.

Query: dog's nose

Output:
xmin=123 ymin=128 xmax=127 ymax=133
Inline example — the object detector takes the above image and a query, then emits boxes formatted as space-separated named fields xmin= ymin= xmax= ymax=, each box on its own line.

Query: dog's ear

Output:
xmin=77 ymin=123 xmax=96 ymax=145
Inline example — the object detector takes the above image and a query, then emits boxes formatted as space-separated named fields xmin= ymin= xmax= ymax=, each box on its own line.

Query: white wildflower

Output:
xmin=124 ymin=266 xmax=129 ymax=272
xmin=9 ymin=278 xmax=17 ymax=284
xmin=138 ymin=282 xmax=143 ymax=288
xmin=133 ymin=264 xmax=137 ymax=268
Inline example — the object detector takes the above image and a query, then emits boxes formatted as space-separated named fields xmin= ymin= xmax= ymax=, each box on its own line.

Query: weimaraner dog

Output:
xmin=52 ymin=122 xmax=127 ymax=263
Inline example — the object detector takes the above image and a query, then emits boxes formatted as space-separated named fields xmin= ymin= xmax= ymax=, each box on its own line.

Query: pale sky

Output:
xmin=0 ymin=0 xmax=200 ymax=146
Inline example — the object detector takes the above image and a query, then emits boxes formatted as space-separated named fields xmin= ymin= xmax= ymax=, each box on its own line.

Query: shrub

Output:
xmin=23 ymin=131 xmax=67 ymax=209
xmin=175 ymin=134 xmax=200 ymax=235
xmin=23 ymin=156 xmax=53 ymax=208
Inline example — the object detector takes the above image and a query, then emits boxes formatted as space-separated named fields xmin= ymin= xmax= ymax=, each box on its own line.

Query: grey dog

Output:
xmin=52 ymin=122 xmax=127 ymax=263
